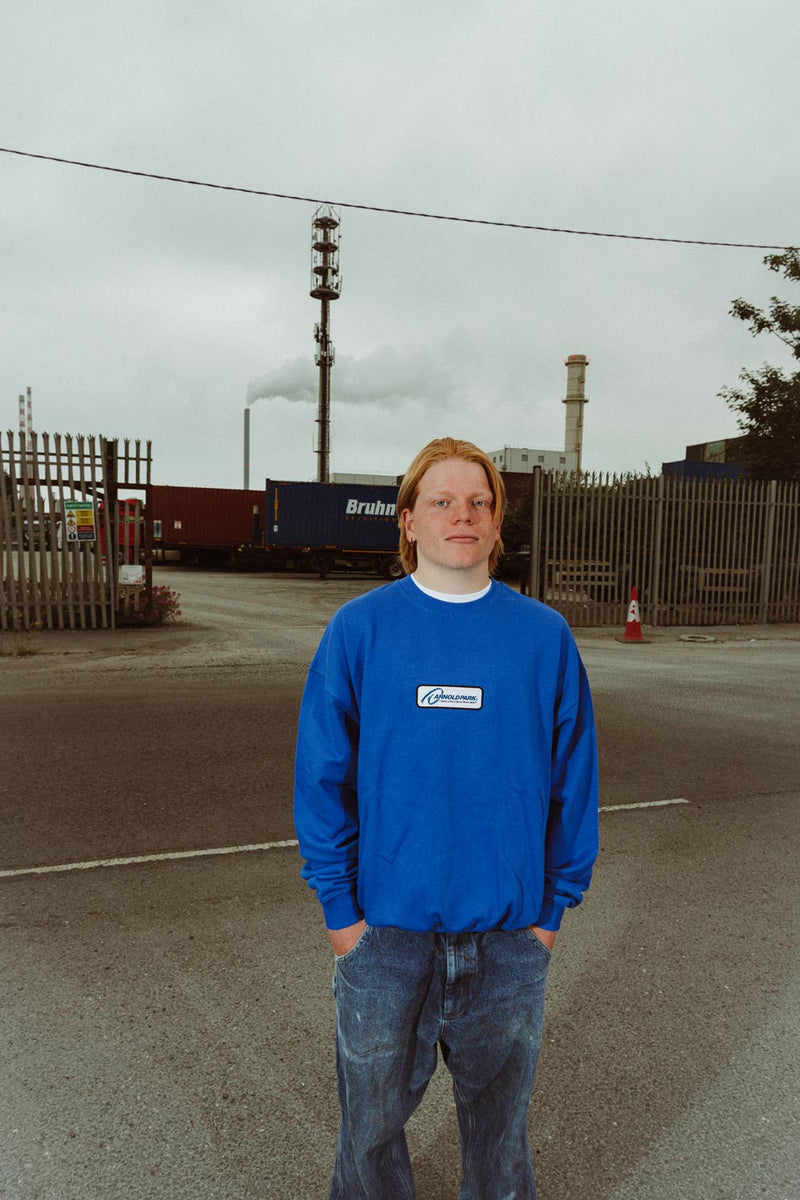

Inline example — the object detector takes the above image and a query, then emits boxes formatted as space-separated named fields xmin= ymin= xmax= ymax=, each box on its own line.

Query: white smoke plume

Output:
xmin=246 ymin=343 xmax=465 ymax=411
xmin=246 ymin=357 xmax=316 ymax=407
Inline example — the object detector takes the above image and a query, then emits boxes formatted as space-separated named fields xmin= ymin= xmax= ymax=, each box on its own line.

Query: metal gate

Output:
xmin=1 ymin=431 xmax=152 ymax=631
xmin=525 ymin=470 xmax=800 ymax=626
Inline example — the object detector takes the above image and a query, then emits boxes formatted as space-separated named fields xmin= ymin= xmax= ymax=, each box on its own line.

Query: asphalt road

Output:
xmin=1 ymin=570 xmax=799 ymax=1200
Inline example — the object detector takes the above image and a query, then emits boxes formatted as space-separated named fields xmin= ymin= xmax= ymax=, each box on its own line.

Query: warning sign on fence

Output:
xmin=64 ymin=499 xmax=96 ymax=543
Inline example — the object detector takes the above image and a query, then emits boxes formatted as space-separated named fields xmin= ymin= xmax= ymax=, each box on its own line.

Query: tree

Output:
xmin=720 ymin=248 xmax=800 ymax=482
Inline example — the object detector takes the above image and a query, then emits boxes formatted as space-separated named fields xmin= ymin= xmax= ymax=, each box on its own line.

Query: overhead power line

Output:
xmin=0 ymin=145 xmax=795 ymax=251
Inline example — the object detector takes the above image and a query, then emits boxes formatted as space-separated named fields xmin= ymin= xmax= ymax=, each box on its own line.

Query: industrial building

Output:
xmin=685 ymin=437 xmax=745 ymax=464
xmin=662 ymin=436 xmax=748 ymax=481
xmin=487 ymin=446 xmax=576 ymax=473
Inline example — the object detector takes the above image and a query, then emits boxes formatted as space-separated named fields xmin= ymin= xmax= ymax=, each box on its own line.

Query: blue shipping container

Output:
xmin=264 ymin=480 xmax=400 ymax=550
xmin=662 ymin=460 xmax=747 ymax=482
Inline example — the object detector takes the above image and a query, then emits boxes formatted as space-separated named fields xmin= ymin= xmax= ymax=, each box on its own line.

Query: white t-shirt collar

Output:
xmin=410 ymin=574 xmax=492 ymax=604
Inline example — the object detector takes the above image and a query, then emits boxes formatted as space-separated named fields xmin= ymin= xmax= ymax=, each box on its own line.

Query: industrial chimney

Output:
xmin=562 ymin=354 xmax=589 ymax=473
xmin=243 ymin=406 xmax=250 ymax=489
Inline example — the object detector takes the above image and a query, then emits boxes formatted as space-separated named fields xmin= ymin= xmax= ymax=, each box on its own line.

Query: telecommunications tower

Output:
xmin=310 ymin=205 xmax=341 ymax=483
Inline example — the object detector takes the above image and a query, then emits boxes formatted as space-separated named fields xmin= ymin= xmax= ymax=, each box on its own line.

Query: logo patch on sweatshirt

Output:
xmin=416 ymin=685 xmax=483 ymax=710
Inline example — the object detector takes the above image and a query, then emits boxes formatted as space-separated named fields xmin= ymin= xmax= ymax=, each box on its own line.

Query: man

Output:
xmin=294 ymin=437 xmax=599 ymax=1199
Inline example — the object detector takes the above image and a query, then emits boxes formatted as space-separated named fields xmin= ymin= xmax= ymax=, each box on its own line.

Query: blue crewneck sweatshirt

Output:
xmin=293 ymin=576 xmax=598 ymax=932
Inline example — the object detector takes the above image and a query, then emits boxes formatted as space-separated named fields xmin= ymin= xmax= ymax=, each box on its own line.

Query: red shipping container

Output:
xmin=150 ymin=486 xmax=264 ymax=564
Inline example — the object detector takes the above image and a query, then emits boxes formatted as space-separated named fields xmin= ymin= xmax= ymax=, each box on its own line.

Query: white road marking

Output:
xmin=0 ymin=839 xmax=300 ymax=879
xmin=599 ymin=798 xmax=689 ymax=812
xmin=0 ymin=800 xmax=691 ymax=879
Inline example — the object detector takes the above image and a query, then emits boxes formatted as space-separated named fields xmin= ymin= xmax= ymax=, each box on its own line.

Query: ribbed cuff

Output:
xmin=323 ymin=892 xmax=364 ymax=931
xmin=534 ymin=894 xmax=566 ymax=931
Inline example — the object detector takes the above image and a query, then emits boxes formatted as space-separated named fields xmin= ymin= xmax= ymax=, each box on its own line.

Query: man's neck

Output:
xmin=412 ymin=563 xmax=491 ymax=595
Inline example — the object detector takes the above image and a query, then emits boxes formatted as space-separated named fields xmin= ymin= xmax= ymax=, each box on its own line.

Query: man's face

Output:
xmin=402 ymin=458 xmax=502 ymax=586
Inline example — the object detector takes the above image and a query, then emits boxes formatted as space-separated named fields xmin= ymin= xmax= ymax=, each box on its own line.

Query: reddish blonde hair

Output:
xmin=396 ymin=437 xmax=506 ymax=575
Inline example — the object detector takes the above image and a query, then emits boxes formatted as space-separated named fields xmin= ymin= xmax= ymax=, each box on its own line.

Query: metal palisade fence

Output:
xmin=0 ymin=431 xmax=151 ymax=632
xmin=525 ymin=470 xmax=800 ymax=627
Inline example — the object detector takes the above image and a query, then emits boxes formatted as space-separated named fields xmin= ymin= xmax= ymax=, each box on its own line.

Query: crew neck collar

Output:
xmin=409 ymin=574 xmax=493 ymax=604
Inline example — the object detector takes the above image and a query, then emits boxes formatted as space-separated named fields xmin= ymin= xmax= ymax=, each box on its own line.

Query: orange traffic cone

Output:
xmin=616 ymin=586 xmax=650 ymax=644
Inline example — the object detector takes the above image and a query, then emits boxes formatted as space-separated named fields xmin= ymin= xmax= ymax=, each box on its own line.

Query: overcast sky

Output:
xmin=1 ymin=1 xmax=798 ymax=490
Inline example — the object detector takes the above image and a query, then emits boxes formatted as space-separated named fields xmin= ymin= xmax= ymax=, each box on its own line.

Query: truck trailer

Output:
xmin=151 ymin=485 xmax=264 ymax=567
xmin=261 ymin=479 xmax=403 ymax=577
xmin=150 ymin=481 xmax=403 ymax=576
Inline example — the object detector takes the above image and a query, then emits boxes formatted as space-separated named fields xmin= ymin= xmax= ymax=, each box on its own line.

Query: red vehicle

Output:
xmin=98 ymin=497 xmax=143 ymax=561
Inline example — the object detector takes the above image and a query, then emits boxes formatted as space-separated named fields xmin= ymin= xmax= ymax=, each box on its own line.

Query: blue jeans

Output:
xmin=330 ymin=926 xmax=551 ymax=1199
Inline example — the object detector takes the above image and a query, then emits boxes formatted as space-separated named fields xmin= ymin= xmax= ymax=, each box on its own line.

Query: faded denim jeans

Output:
xmin=330 ymin=925 xmax=551 ymax=1199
